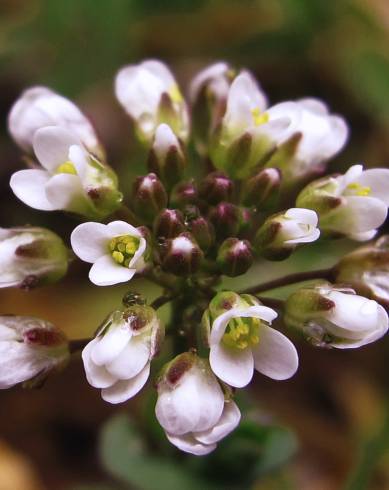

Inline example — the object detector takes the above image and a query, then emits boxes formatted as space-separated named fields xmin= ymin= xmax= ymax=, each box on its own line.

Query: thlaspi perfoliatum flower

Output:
xmin=4 ymin=58 xmax=389 ymax=456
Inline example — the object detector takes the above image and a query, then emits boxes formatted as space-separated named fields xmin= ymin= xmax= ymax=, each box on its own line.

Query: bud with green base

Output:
xmin=0 ymin=227 xmax=69 ymax=289
xmin=217 ymin=238 xmax=253 ymax=277
xmin=255 ymin=208 xmax=320 ymax=260
xmin=0 ymin=315 xmax=69 ymax=389
xmin=153 ymin=208 xmax=185 ymax=239
xmin=241 ymin=167 xmax=281 ymax=210
xmin=131 ymin=173 xmax=168 ymax=225
xmin=82 ymin=305 xmax=164 ymax=404
xmin=155 ymin=351 xmax=241 ymax=456
xmin=170 ymin=180 xmax=198 ymax=209
xmin=334 ymin=235 xmax=389 ymax=306
xmin=284 ymin=283 xmax=389 ymax=348
xmin=199 ymin=171 xmax=235 ymax=205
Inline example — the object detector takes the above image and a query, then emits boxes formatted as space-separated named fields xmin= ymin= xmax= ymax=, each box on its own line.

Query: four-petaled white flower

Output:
xmin=297 ymin=164 xmax=389 ymax=241
xmin=115 ymin=59 xmax=189 ymax=142
xmin=8 ymin=86 xmax=103 ymax=159
xmin=82 ymin=306 xmax=163 ymax=403
xmin=155 ymin=353 xmax=241 ymax=456
xmin=10 ymin=126 xmax=121 ymax=219
xmin=203 ymin=293 xmax=299 ymax=388
xmin=71 ymin=220 xmax=147 ymax=286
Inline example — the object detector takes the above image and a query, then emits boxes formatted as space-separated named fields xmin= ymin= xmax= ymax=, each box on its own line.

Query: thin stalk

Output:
xmin=150 ymin=294 xmax=178 ymax=310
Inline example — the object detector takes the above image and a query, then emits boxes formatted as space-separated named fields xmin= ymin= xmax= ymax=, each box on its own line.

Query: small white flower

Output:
xmin=115 ymin=59 xmax=189 ymax=142
xmin=189 ymin=61 xmax=232 ymax=105
xmin=203 ymin=293 xmax=298 ymax=388
xmin=10 ymin=126 xmax=121 ymax=219
xmin=8 ymin=86 xmax=103 ymax=158
xmin=0 ymin=226 xmax=69 ymax=288
xmin=71 ymin=220 xmax=147 ymax=286
xmin=155 ymin=353 xmax=241 ymax=456
xmin=0 ymin=315 xmax=68 ymax=388
xmin=285 ymin=285 xmax=389 ymax=349
xmin=297 ymin=164 xmax=389 ymax=240
xmin=82 ymin=307 xmax=163 ymax=403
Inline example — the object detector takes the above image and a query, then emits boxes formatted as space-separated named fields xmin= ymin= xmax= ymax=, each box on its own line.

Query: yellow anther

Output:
xmin=236 ymin=340 xmax=248 ymax=350
xmin=126 ymin=242 xmax=137 ymax=254
xmin=222 ymin=316 xmax=262 ymax=350
xmin=112 ymin=251 xmax=124 ymax=264
xmin=117 ymin=243 xmax=126 ymax=253
xmin=251 ymin=108 xmax=269 ymax=126
xmin=250 ymin=335 xmax=259 ymax=344
xmin=169 ymin=84 xmax=183 ymax=104
xmin=346 ymin=182 xmax=371 ymax=197
xmin=56 ymin=161 xmax=77 ymax=175
xmin=108 ymin=235 xmax=140 ymax=268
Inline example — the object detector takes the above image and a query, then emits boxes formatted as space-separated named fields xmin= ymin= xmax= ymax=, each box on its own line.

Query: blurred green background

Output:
xmin=1 ymin=0 xmax=389 ymax=489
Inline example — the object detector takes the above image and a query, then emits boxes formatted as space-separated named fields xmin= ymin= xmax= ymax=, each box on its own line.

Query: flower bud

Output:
xmin=82 ymin=305 xmax=164 ymax=403
xmin=241 ymin=167 xmax=281 ymax=209
xmin=199 ymin=171 xmax=235 ymax=205
xmin=186 ymin=214 xmax=215 ymax=252
xmin=333 ymin=235 xmax=389 ymax=305
xmin=209 ymin=202 xmax=242 ymax=239
xmin=160 ymin=233 xmax=203 ymax=276
xmin=284 ymin=283 xmax=389 ymax=348
xmin=148 ymin=124 xmax=186 ymax=190
xmin=0 ymin=315 xmax=69 ymax=388
xmin=131 ymin=173 xmax=168 ymax=224
xmin=255 ymin=208 xmax=320 ymax=260
xmin=114 ymin=60 xmax=189 ymax=143
xmin=170 ymin=180 xmax=198 ymax=209
xmin=8 ymin=86 xmax=104 ymax=160
xmin=0 ymin=227 xmax=69 ymax=289
xmin=153 ymin=208 xmax=185 ymax=239
xmin=217 ymin=238 xmax=253 ymax=277
xmin=155 ymin=352 xmax=241 ymax=456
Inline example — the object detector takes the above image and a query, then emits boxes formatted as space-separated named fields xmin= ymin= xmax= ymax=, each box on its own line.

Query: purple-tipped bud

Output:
xmin=161 ymin=233 xmax=203 ymax=276
xmin=209 ymin=202 xmax=245 ymax=239
xmin=241 ymin=168 xmax=281 ymax=209
xmin=153 ymin=209 xmax=185 ymax=239
xmin=187 ymin=214 xmax=215 ymax=251
xmin=170 ymin=180 xmax=199 ymax=209
xmin=217 ymin=238 xmax=253 ymax=277
xmin=199 ymin=171 xmax=235 ymax=205
xmin=132 ymin=173 xmax=168 ymax=224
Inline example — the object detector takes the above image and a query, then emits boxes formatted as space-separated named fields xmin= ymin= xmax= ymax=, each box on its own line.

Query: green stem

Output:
xmin=150 ymin=294 xmax=178 ymax=310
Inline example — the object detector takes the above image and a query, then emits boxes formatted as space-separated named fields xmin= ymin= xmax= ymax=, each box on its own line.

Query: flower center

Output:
xmin=222 ymin=316 xmax=261 ymax=350
xmin=346 ymin=182 xmax=371 ymax=197
xmin=56 ymin=161 xmax=77 ymax=175
xmin=169 ymin=84 xmax=183 ymax=104
xmin=251 ymin=108 xmax=269 ymax=127
xmin=109 ymin=235 xmax=140 ymax=267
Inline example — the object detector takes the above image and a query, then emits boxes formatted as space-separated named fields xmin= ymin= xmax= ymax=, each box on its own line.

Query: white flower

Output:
xmin=203 ymin=293 xmax=298 ymax=388
xmin=155 ymin=353 xmax=241 ymax=456
xmin=0 ymin=226 xmax=69 ymax=288
xmin=82 ymin=307 xmax=163 ymax=404
xmin=189 ymin=61 xmax=232 ymax=105
xmin=10 ymin=126 xmax=121 ymax=219
xmin=297 ymin=164 xmax=389 ymax=240
xmin=71 ymin=220 xmax=147 ymax=286
xmin=8 ymin=86 xmax=103 ymax=158
xmin=285 ymin=285 xmax=389 ymax=349
xmin=115 ymin=59 xmax=189 ymax=142
xmin=0 ymin=315 xmax=68 ymax=388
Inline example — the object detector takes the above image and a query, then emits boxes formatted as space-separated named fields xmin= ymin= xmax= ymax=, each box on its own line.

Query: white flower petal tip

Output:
xmin=71 ymin=221 xmax=147 ymax=286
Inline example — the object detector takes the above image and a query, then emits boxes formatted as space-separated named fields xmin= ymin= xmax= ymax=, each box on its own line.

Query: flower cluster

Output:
xmin=2 ymin=60 xmax=389 ymax=456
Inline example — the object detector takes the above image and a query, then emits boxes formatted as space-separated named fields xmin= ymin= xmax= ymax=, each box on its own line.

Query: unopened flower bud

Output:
xmin=161 ymin=233 xmax=203 ymax=276
xmin=241 ymin=167 xmax=281 ymax=209
xmin=0 ymin=315 xmax=69 ymax=388
xmin=186 ymin=214 xmax=215 ymax=251
xmin=153 ymin=208 xmax=185 ymax=238
xmin=155 ymin=352 xmax=241 ymax=456
xmin=170 ymin=180 xmax=198 ymax=209
xmin=131 ymin=173 xmax=168 ymax=224
xmin=334 ymin=235 xmax=389 ymax=305
xmin=0 ymin=227 xmax=69 ymax=289
xmin=255 ymin=208 xmax=320 ymax=260
xmin=148 ymin=124 xmax=186 ymax=190
xmin=199 ymin=171 xmax=235 ymax=205
xmin=284 ymin=283 xmax=389 ymax=348
xmin=82 ymin=305 xmax=164 ymax=403
xmin=217 ymin=238 xmax=253 ymax=277
xmin=209 ymin=202 xmax=242 ymax=239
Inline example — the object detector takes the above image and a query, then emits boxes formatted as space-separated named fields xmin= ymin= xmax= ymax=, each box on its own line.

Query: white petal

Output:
xmin=285 ymin=208 xmax=318 ymax=226
xmin=357 ymin=168 xmax=389 ymax=206
xmin=195 ymin=401 xmax=241 ymax=445
xmin=348 ymin=230 xmax=377 ymax=242
xmin=71 ymin=222 xmax=110 ymax=262
xmin=68 ymin=144 xmax=88 ymax=180
xmin=166 ymin=432 xmax=216 ymax=456
xmin=189 ymin=61 xmax=229 ymax=102
xmin=10 ymin=169 xmax=57 ymax=211
xmin=82 ymin=340 xmax=117 ymax=388
xmin=209 ymin=343 xmax=254 ymax=388
xmin=44 ymin=173 xmax=88 ymax=213
xmin=33 ymin=126 xmax=81 ymax=171
xmin=90 ymin=324 xmax=132 ymax=366
xmin=251 ymin=325 xmax=298 ymax=380
xmin=153 ymin=123 xmax=180 ymax=159
xmin=101 ymin=362 xmax=150 ymax=404
xmin=344 ymin=196 xmax=387 ymax=233
xmin=89 ymin=255 xmax=136 ymax=286
xmin=107 ymin=221 xmax=141 ymax=237
xmin=142 ymin=60 xmax=176 ymax=87
xmin=106 ymin=336 xmax=150 ymax=379
xmin=128 ymin=236 xmax=147 ymax=270
xmin=298 ymin=98 xmax=329 ymax=115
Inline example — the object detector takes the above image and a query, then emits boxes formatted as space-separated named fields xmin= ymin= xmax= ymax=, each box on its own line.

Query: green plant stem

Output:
xmin=239 ymin=268 xmax=334 ymax=295
xmin=150 ymin=294 xmax=178 ymax=310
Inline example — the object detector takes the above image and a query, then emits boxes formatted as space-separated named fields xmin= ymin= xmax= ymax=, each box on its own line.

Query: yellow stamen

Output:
xmin=346 ymin=182 xmax=371 ymax=197
xmin=109 ymin=235 xmax=140 ymax=267
xmin=169 ymin=84 xmax=183 ymax=104
xmin=222 ymin=316 xmax=262 ymax=350
xmin=56 ymin=161 xmax=77 ymax=175
xmin=251 ymin=108 xmax=269 ymax=126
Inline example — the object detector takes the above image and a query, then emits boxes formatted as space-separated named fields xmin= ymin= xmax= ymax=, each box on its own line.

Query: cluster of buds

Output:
xmin=3 ymin=59 xmax=389 ymax=456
